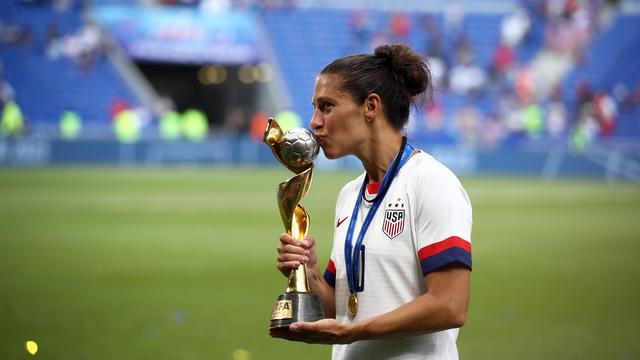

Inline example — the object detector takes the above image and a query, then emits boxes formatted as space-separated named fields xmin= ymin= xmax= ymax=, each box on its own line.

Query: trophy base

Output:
xmin=269 ymin=293 xmax=324 ymax=329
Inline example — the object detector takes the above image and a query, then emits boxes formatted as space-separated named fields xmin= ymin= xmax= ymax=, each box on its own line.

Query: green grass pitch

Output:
xmin=0 ymin=168 xmax=638 ymax=359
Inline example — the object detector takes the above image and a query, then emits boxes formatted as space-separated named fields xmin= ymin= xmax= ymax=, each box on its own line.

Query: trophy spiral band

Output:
xmin=264 ymin=118 xmax=325 ymax=329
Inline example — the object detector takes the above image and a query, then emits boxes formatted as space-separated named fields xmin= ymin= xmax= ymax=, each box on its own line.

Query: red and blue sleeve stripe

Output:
xmin=323 ymin=259 xmax=336 ymax=288
xmin=418 ymin=236 xmax=472 ymax=275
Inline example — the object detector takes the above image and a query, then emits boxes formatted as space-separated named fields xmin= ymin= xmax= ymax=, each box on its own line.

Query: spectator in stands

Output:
xmin=454 ymin=106 xmax=481 ymax=145
xmin=480 ymin=114 xmax=506 ymax=150
xmin=497 ymin=88 xmax=526 ymax=137
xmin=159 ymin=110 xmax=182 ymax=141
xmin=109 ymin=98 xmax=131 ymax=120
xmin=593 ymin=91 xmax=617 ymax=136
xmin=389 ymin=12 xmax=411 ymax=42
xmin=249 ymin=110 xmax=270 ymax=142
xmin=0 ymin=61 xmax=16 ymax=106
xmin=571 ymin=80 xmax=599 ymax=147
xmin=543 ymin=0 xmax=592 ymax=61
xmin=59 ymin=109 xmax=82 ymax=140
xmin=45 ymin=22 xmax=61 ymax=59
xmin=59 ymin=22 xmax=105 ymax=71
xmin=501 ymin=5 xmax=531 ymax=48
xmin=515 ymin=66 xmax=534 ymax=103
xmin=77 ymin=23 xmax=104 ymax=71
xmin=522 ymin=102 xmax=544 ymax=139
xmin=0 ymin=20 xmax=33 ymax=47
xmin=155 ymin=95 xmax=180 ymax=141
xmin=182 ymin=108 xmax=209 ymax=142
xmin=546 ymin=86 xmax=568 ymax=138
xmin=1 ymin=101 xmax=24 ymax=138
xmin=0 ymin=79 xmax=14 ymax=106
xmin=570 ymin=112 xmax=598 ymax=153
xmin=544 ymin=0 xmax=567 ymax=20
xmin=114 ymin=109 xmax=141 ymax=144
xmin=575 ymin=79 xmax=593 ymax=108
xmin=490 ymin=41 xmax=515 ymax=86
xmin=449 ymin=55 xmax=488 ymax=96
xmin=425 ymin=38 xmax=447 ymax=91
xmin=453 ymin=35 xmax=472 ymax=66
xmin=422 ymin=100 xmax=444 ymax=134
xmin=449 ymin=34 xmax=490 ymax=96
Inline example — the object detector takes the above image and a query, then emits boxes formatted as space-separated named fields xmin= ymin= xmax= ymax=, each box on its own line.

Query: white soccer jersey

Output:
xmin=323 ymin=151 xmax=472 ymax=360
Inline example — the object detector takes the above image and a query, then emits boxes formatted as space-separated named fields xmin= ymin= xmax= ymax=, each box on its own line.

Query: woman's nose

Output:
xmin=309 ymin=109 xmax=322 ymax=131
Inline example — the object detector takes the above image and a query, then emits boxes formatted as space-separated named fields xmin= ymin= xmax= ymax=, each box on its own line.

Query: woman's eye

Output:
xmin=322 ymin=103 xmax=334 ymax=111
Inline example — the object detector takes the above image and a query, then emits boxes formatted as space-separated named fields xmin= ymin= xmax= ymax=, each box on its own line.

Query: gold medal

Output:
xmin=348 ymin=293 xmax=358 ymax=317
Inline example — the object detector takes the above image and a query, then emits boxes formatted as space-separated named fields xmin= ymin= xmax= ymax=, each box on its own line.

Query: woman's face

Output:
xmin=310 ymin=74 xmax=367 ymax=159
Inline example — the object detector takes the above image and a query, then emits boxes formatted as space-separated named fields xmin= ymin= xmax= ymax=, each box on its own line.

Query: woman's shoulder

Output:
xmin=406 ymin=151 xmax=458 ymax=177
xmin=402 ymin=150 xmax=463 ymax=189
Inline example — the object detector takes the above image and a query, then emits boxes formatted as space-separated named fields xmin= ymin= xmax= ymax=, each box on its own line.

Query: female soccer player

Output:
xmin=272 ymin=43 xmax=472 ymax=359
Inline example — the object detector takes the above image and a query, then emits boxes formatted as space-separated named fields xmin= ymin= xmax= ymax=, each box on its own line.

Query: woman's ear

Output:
xmin=363 ymin=93 xmax=381 ymax=123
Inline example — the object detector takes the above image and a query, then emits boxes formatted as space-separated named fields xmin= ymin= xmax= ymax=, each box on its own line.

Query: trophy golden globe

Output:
xmin=263 ymin=118 xmax=325 ymax=329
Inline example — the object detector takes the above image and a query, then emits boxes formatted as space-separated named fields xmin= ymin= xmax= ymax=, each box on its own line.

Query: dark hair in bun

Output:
xmin=320 ymin=43 xmax=432 ymax=129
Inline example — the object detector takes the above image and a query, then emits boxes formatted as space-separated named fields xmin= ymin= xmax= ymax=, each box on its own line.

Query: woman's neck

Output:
xmin=357 ymin=132 xmax=404 ymax=183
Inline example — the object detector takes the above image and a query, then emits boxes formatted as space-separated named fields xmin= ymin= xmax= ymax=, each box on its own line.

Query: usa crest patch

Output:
xmin=383 ymin=209 xmax=405 ymax=239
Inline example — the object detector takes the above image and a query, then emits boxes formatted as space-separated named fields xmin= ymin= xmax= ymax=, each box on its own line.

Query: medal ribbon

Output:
xmin=344 ymin=137 xmax=413 ymax=295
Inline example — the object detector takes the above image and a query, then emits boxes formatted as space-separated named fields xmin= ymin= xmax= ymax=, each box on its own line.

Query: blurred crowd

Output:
xmin=346 ymin=0 xmax=638 ymax=151
xmin=0 ymin=1 xmax=111 ymax=71
xmin=2 ymin=0 xmax=640 ymax=150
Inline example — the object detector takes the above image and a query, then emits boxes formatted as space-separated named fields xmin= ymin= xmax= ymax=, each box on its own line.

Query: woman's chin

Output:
xmin=321 ymin=148 xmax=338 ymax=160
xmin=320 ymin=144 xmax=347 ymax=160
xmin=324 ymin=154 xmax=347 ymax=161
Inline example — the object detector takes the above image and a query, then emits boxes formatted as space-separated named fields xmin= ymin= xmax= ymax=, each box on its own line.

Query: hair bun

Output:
xmin=374 ymin=43 xmax=430 ymax=100
xmin=374 ymin=44 xmax=394 ymax=62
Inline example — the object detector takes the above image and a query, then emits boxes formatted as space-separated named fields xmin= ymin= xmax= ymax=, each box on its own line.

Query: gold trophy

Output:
xmin=263 ymin=118 xmax=325 ymax=329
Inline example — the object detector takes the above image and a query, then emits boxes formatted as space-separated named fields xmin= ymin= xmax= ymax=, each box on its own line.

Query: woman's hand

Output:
xmin=275 ymin=234 xmax=337 ymax=318
xmin=269 ymin=319 xmax=353 ymax=344
xmin=276 ymin=234 xmax=318 ymax=277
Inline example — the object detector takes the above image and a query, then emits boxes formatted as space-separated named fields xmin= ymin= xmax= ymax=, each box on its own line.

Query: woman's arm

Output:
xmin=352 ymin=263 xmax=469 ymax=339
xmin=270 ymin=262 xmax=469 ymax=344
xmin=276 ymin=233 xmax=336 ymax=318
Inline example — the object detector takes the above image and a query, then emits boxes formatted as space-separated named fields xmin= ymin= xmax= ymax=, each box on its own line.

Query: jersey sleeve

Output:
xmin=323 ymin=257 xmax=336 ymax=288
xmin=413 ymin=162 xmax=473 ymax=275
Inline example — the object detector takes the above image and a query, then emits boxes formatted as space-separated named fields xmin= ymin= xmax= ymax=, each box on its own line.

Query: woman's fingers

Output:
xmin=280 ymin=233 xmax=315 ymax=249
xmin=277 ymin=251 xmax=309 ymax=264
xmin=277 ymin=233 xmax=311 ymax=275
xmin=277 ymin=242 xmax=309 ymax=256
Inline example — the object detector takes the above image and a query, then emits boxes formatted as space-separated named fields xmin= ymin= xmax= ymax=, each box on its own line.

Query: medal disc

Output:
xmin=348 ymin=293 xmax=358 ymax=317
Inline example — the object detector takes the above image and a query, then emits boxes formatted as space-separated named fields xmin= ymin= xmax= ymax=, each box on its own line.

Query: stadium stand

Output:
xmin=0 ymin=1 xmax=138 ymax=135
xmin=263 ymin=2 xmax=639 ymax=148
xmin=1 ymin=0 xmax=638 ymax=147
xmin=562 ymin=15 xmax=640 ymax=139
